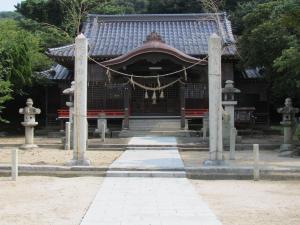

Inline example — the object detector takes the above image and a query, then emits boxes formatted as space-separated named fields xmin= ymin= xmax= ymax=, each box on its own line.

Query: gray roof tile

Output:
xmin=47 ymin=13 xmax=236 ymax=58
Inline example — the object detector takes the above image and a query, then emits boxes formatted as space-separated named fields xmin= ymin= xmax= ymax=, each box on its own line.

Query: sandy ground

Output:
xmin=0 ymin=176 xmax=102 ymax=225
xmin=180 ymin=150 xmax=300 ymax=169
xmin=192 ymin=180 xmax=300 ymax=225
xmin=1 ymin=177 xmax=299 ymax=225
xmin=0 ymin=136 xmax=130 ymax=145
xmin=0 ymin=148 xmax=123 ymax=166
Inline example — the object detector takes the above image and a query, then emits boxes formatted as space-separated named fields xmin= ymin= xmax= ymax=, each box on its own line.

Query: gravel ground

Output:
xmin=0 ymin=148 xmax=123 ymax=166
xmin=0 ymin=176 xmax=102 ymax=225
xmin=1 ymin=177 xmax=299 ymax=225
xmin=192 ymin=180 xmax=300 ymax=225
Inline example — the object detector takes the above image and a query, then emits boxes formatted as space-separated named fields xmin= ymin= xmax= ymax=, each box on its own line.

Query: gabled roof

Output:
xmin=102 ymin=31 xmax=205 ymax=66
xmin=40 ymin=64 xmax=71 ymax=80
xmin=46 ymin=13 xmax=236 ymax=61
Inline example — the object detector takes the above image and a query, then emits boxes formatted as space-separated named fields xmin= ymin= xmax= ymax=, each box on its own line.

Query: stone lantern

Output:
xmin=222 ymin=80 xmax=240 ymax=127
xmin=63 ymin=81 xmax=75 ymax=125
xmin=222 ymin=80 xmax=240 ymax=145
xmin=62 ymin=81 xmax=75 ymax=149
xmin=277 ymin=98 xmax=299 ymax=156
xmin=19 ymin=98 xmax=41 ymax=149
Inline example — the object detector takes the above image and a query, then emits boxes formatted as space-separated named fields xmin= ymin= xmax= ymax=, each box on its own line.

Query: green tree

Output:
xmin=15 ymin=0 xmax=65 ymax=27
xmin=238 ymin=0 xmax=300 ymax=105
xmin=147 ymin=0 xmax=204 ymax=13
xmin=0 ymin=55 xmax=12 ymax=122
xmin=0 ymin=19 xmax=50 ymax=93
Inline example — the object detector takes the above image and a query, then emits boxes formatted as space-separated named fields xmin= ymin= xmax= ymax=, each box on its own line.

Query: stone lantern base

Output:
xmin=20 ymin=144 xmax=38 ymax=150
xmin=66 ymin=158 xmax=91 ymax=166
xmin=279 ymin=144 xmax=300 ymax=157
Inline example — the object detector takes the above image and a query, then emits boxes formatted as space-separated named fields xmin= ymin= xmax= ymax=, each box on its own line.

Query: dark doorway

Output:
xmin=131 ymin=80 xmax=180 ymax=116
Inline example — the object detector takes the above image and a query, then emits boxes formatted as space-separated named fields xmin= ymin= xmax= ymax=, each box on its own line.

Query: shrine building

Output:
xmin=42 ymin=13 xmax=268 ymax=135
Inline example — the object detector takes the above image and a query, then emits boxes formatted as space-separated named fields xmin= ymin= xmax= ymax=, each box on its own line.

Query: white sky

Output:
xmin=0 ymin=0 xmax=22 ymax=12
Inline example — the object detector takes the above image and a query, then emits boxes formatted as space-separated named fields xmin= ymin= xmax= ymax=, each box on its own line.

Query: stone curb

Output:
xmin=0 ymin=143 xmax=280 ymax=151
xmin=0 ymin=164 xmax=300 ymax=179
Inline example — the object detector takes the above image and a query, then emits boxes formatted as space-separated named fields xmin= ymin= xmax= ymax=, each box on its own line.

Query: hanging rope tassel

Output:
xmin=183 ymin=66 xmax=187 ymax=81
xmin=145 ymin=90 xmax=149 ymax=99
xmin=106 ymin=68 xmax=111 ymax=83
xmin=152 ymin=91 xmax=157 ymax=104
xmin=157 ymin=76 xmax=161 ymax=88
xmin=130 ymin=75 xmax=135 ymax=89
xmin=160 ymin=89 xmax=164 ymax=99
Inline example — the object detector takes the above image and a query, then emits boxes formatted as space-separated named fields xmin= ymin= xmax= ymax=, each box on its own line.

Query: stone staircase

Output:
xmin=119 ymin=118 xmax=191 ymax=137
xmin=129 ymin=118 xmax=183 ymax=130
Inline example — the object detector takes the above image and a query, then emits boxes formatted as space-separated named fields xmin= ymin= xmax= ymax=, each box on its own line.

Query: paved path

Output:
xmin=128 ymin=137 xmax=177 ymax=146
xmin=109 ymin=149 xmax=184 ymax=170
xmin=81 ymin=137 xmax=223 ymax=225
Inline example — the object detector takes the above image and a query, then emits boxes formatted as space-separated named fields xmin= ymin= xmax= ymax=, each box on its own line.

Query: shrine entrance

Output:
xmin=101 ymin=32 xmax=208 ymax=126
xmin=131 ymin=80 xmax=180 ymax=116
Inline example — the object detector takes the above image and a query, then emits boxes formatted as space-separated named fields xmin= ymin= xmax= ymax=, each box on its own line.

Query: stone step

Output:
xmin=119 ymin=130 xmax=192 ymax=137
xmin=128 ymin=119 xmax=183 ymax=131
xmin=106 ymin=170 xmax=186 ymax=178
xmin=126 ymin=146 xmax=178 ymax=150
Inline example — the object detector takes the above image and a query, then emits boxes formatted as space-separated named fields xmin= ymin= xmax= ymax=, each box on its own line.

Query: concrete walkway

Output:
xmin=81 ymin=137 xmax=223 ymax=225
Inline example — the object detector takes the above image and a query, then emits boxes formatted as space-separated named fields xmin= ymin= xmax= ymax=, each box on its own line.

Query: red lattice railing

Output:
xmin=58 ymin=109 xmax=125 ymax=118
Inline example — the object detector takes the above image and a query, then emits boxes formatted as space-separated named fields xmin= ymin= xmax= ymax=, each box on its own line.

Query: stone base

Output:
xmin=20 ymin=144 xmax=38 ymax=150
xmin=279 ymin=144 xmax=300 ymax=157
xmin=66 ymin=158 xmax=91 ymax=166
xmin=203 ymin=160 xmax=228 ymax=166
xmin=279 ymin=144 xmax=294 ymax=157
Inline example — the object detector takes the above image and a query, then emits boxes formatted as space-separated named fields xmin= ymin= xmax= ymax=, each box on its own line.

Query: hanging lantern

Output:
xmin=145 ymin=90 xmax=149 ymax=99
xmin=152 ymin=91 xmax=157 ymax=104
xmin=160 ymin=90 xmax=164 ymax=99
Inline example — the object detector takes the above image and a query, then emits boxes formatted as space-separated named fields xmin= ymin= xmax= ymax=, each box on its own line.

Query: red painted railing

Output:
xmin=57 ymin=108 xmax=208 ymax=119
xmin=185 ymin=109 xmax=208 ymax=118
xmin=57 ymin=109 xmax=125 ymax=118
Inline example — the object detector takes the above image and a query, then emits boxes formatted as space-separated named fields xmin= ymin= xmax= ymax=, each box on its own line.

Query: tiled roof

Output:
xmin=47 ymin=13 xmax=236 ymax=59
xmin=40 ymin=64 xmax=71 ymax=80
xmin=242 ymin=68 xmax=265 ymax=79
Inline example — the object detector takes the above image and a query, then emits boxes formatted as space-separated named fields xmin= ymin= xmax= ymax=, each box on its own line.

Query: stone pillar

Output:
xmin=95 ymin=113 xmax=107 ymax=141
xmin=277 ymin=98 xmax=299 ymax=157
xmin=69 ymin=34 xmax=90 ymax=166
xmin=11 ymin=148 xmax=18 ymax=181
xmin=253 ymin=144 xmax=260 ymax=181
xmin=19 ymin=98 xmax=41 ymax=149
xmin=65 ymin=122 xmax=71 ymax=150
xmin=202 ymin=112 xmax=209 ymax=140
xmin=180 ymin=84 xmax=186 ymax=130
xmin=229 ymin=127 xmax=237 ymax=160
xmin=206 ymin=33 xmax=223 ymax=163
xmin=123 ymin=85 xmax=130 ymax=130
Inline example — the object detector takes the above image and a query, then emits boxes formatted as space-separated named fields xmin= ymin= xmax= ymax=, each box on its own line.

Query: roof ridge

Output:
xmin=47 ymin=43 xmax=74 ymax=52
xmin=88 ymin=13 xmax=225 ymax=16
xmin=86 ymin=13 xmax=226 ymax=22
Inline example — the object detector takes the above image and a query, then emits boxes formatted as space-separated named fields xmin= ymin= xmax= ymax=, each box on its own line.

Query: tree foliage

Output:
xmin=238 ymin=0 xmax=300 ymax=104
xmin=0 ymin=20 xmax=50 ymax=90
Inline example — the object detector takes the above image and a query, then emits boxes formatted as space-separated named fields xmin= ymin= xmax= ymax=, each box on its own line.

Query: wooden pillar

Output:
xmin=180 ymin=84 xmax=186 ymax=130
xmin=123 ymin=85 xmax=130 ymax=129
